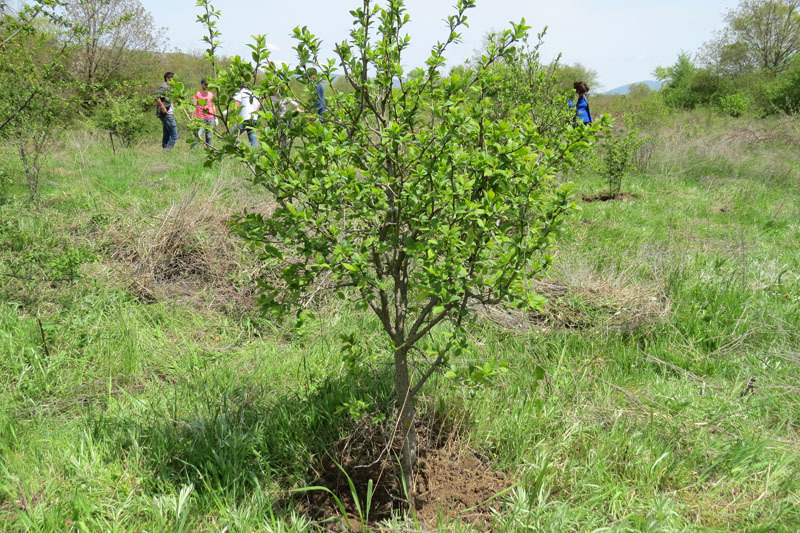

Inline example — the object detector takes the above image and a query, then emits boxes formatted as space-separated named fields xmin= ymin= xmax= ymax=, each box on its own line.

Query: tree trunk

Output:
xmin=19 ymin=145 xmax=38 ymax=201
xmin=394 ymin=345 xmax=417 ymax=511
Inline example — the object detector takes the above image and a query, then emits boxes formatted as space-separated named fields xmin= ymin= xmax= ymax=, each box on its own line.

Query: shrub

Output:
xmin=0 ymin=161 xmax=12 ymax=203
xmin=768 ymin=55 xmax=800 ymax=113
xmin=718 ymin=92 xmax=751 ymax=117
xmin=92 ymin=89 xmax=152 ymax=149
xmin=0 ymin=5 xmax=75 ymax=200
xmin=656 ymin=54 xmax=720 ymax=110
xmin=602 ymin=128 xmax=645 ymax=197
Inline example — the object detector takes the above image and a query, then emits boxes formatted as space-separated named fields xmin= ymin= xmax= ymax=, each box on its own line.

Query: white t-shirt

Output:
xmin=233 ymin=87 xmax=260 ymax=121
xmin=270 ymin=95 xmax=301 ymax=118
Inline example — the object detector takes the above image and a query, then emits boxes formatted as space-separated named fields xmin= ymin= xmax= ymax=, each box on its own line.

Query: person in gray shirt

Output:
xmin=154 ymin=71 xmax=178 ymax=150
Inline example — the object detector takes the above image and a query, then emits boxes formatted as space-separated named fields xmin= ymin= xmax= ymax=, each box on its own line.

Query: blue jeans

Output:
xmin=195 ymin=118 xmax=214 ymax=147
xmin=161 ymin=114 xmax=178 ymax=150
xmin=235 ymin=120 xmax=258 ymax=148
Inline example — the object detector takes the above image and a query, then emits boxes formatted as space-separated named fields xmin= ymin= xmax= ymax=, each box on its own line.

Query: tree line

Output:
xmin=655 ymin=0 xmax=800 ymax=116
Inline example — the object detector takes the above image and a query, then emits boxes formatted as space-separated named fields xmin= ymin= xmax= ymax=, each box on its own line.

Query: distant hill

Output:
xmin=604 ymin=80 xmax=662 ymax=95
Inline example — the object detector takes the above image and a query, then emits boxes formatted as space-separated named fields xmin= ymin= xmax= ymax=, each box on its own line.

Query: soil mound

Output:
xmin=298 ymin=415 xmax=511 ymax=530
xmin=581 ymin=191 xmax=639 ymax=202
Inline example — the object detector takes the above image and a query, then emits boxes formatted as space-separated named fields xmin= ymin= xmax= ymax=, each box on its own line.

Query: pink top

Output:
xmin=193 ymin=90 xmax=216 ymax=120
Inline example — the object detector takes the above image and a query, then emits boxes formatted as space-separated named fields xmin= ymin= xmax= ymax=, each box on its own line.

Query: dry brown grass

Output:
xmin=96 ymin=183 xmax=276 ymax=313
xmin=477 ymin=260 xmax=671 ymax=333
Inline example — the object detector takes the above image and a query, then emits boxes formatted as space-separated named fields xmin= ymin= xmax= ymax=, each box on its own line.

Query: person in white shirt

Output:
xmin=270 ymin=86 xmax=304 ymax=152
xmin=233 ymin=83 xmax=260 ymax=147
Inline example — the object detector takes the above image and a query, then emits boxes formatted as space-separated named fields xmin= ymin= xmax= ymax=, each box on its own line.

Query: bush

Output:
xmin=624 ymin=93 xmax=671 ymax=130
xmin=718 ymin=92 xmax=750 ymax=117
xmin=657 ymin=55 xmax=721 ymax=110
xmin=768 ymin=56 xmax=800 ymax=114
xmin=92 ymin=89 xmax=152 ymax=148
xmin=602 ymin=128 xmax=646 ymax=197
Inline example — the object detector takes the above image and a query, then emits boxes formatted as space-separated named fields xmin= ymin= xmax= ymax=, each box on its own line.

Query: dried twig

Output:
xmin=37 ymin=318 xmax=50 ymax=359
xmin=645 ymin=352 xmax=710 ymax=385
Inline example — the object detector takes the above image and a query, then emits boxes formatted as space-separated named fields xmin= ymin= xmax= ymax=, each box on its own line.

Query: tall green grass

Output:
xmin=1 ymin=115 xmax=799 ymax=531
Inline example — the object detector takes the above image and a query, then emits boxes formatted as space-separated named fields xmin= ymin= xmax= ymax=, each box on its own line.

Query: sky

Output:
xmin=140 ymin=0 xmax=742 ymax=91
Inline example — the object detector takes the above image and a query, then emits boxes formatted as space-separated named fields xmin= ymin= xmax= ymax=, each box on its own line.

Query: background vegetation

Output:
xmin=655 ymin=0 xmax=800 ymax=115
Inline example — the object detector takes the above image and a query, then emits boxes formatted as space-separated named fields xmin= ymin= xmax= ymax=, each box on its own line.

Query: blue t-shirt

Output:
xmin=315 ymin=82 xmax=327 ymax=115
xmin=568 ymin=95 xmax=592 ymax=124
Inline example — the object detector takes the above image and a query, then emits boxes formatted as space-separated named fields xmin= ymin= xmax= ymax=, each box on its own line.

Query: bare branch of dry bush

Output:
xmin=723 ymin=114 xmax=800 ymax=146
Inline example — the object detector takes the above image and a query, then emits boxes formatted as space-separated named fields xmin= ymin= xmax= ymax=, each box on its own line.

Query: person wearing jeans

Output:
xmin=161 ymin=114 xmax=178 ymax=150
xmin=192 ymin=77 xmax=216 ymax=148
xmin=233 ymin=83 xmax=260 ymax=148
xmin=155 ymin=71 xmax=178 ymax=150
xmin=309 ymin=68 xmax=326 ymax=117
xmin=234 ymin=120 xmax=258 ymax=148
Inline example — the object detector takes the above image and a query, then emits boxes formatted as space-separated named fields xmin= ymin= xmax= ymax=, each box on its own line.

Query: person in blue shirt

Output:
xmin=568 ymin=81 xmax=592 ymax=124
xmin=308 ymin=68 xmax=327 ymax=116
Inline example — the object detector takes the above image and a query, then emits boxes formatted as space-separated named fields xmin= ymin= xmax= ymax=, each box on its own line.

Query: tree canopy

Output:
xmin=62 ymin=0 xmax=167 ymax=95
xmin=655 ymin=0 xmax=800 ymax=114
xmin=702 ymin=0 xmax=800 ymax=74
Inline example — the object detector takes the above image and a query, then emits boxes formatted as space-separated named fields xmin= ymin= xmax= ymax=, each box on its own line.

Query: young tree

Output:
xmin=0 ymin=1 xmax=75 ymax=200
xmin=195 ymin=0 xmax=603 ymax=508
xmin=195 ymin=0 xmax=220 ymax=73
xmin=0 ymin=0 xmax=64 ymax=134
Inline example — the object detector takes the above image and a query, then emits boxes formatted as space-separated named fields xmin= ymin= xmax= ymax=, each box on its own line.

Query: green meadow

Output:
xmin=1 ymin=111 xmax=799 ymax=531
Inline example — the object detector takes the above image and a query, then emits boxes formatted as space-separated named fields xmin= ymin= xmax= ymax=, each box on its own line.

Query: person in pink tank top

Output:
xmin=192 ymin=78 xmax=216 ymax=147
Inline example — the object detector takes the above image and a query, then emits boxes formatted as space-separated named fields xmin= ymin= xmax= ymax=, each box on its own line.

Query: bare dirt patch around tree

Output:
xmin=297 ymin=413 xmax=511 ymax=530
xmin=581 ymin=191 xmax=639 ymax=202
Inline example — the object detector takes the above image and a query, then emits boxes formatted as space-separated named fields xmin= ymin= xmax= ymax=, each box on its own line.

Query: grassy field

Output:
xmin=1 ymin=112 xmax=799 ymax=531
